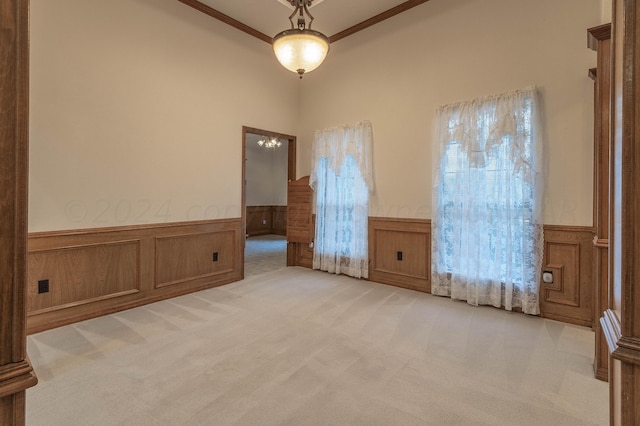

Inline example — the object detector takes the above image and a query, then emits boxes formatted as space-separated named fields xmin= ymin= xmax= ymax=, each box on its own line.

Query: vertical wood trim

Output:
xmin=588 ymin=22 xmax=612 ymax=382
xmin=617 ymin=0 xmax=640 ymax=348
xmin=609 ymin=0 xmax=640 ymax=423
xmin=288 ymin=135 xmax=296 ymax=182
xmin=0 ymin=0 xmax=37 ymax=422
xmin=241 ymin=127 xmax=247 ymax=277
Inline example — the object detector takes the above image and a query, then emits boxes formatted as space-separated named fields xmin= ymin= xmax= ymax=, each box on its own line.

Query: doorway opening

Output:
xmin=242 ymin=126 xmax=296 ymax=278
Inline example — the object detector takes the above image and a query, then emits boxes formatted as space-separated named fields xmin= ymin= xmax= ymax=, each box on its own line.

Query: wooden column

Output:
xmin=606 ymin=0 xmax=640 ymax=424
xmin=588 ymin=23 xmax=612 ymax=382
xmin=0 ymin=0 xmax=38 ymax=424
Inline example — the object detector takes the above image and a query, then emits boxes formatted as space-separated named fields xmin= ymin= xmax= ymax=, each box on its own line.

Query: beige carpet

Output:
xmin=244 ymin=235 xmax=287 ymax=277
xmin=27 ymin=267 xmax=608 ymax=425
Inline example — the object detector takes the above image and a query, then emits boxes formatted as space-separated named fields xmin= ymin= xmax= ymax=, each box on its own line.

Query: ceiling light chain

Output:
xmin=273 ymin=0 xmax=329 ymax=78
xmin=289 ymin=0 xmax=314 ymax=30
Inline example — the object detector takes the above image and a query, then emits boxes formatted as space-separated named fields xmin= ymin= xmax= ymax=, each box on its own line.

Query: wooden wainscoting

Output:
xmin=366 ymin=219 xmax=594 ymax=324
xmin=287 ymin=241 xmax=315 ymax=269
xmin=272 ymin=206 xmax=287 ymax=235
xmin=155 ymin=230 xmax=236 ymax=288
xmin=539 ymin=225 xmax=595 ymax=327
xmin=246 ymin=206 xmax=286 ymax=236
xmin=246 ymin=206 xmax=272 ymax=236
xmin=287 ymin=214 xmax=315 ymax=269
xmin=26 ymin=219 xmax=243 ymax=334
xmin=368 ymin=218 xmax=431 ymax=293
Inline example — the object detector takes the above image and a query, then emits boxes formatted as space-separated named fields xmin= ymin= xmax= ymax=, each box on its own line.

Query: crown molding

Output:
xmin=178 ymin=0 xmax=272 ymax=44
xmin=178 ymin=0 xmax=431 ymax=45
xmin=330 ymin=0 xmax=431 ymax=43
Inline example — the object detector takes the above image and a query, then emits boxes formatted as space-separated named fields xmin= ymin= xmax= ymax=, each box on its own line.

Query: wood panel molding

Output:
xmin=0 ymin=0 xmax=36 ymax=422
xmin=26 ymin=219 xmax=243 ymax=334
xmin=155 ymin=230 xmax=236 ymax=287
xmin=368 ymin=217 xmax=431 ymax=293
xmin=28 ymin=240 xmax=141 ymax=315
xmin=246 ymin=205 xmax=286 ymax=236
xmin=246 ymin=206 xmax=273 ymax=236
xmin=272 ymin=205 xmax=287 ymax=235
xmin=539 ymin=225 xmax=594 ymax=327
xmin=363 ymin=219 xmax=594 ymax=320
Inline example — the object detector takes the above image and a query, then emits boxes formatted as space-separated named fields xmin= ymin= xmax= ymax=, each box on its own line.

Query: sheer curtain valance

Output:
xmin=310 ymin=120 xmax=374 ymax=192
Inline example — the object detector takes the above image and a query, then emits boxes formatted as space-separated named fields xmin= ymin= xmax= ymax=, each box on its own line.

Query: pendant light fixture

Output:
xmin=272 ymin=0 xmax=330 ymax=78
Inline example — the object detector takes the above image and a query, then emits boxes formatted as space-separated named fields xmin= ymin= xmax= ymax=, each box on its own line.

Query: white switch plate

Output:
xmin=542 ymin=271 xmax=553 ymax=283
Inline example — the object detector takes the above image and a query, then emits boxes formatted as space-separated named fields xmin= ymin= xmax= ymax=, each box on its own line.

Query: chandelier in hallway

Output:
xmin=257 ymin=137 xmax=284 ymax=149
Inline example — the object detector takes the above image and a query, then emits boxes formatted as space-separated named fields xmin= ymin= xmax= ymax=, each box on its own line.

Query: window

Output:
xmin=432 ymin=88 xmax=543 ymax=314
xmin=310 ymin=121 xmax=374 ymax=279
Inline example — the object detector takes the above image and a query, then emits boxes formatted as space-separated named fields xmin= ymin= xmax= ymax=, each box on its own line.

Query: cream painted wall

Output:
xmin=29 ymin=0 xmax=299 ymax=232
xmin=30 ymin=0 xmax=610 ymax=231
xmin=246 ymin=139 xmax=288 ymax=206
xmin=297 ymin=0 xmax=605 ymax=226
xmin=602 ymin=0 xmax=612 ymax=22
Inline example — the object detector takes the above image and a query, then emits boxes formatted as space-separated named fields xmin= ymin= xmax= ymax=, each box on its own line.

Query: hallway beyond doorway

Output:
xmin=245 ymin=234 xmax=286 ymax=277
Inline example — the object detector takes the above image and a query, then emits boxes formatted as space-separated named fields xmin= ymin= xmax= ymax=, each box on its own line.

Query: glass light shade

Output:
xmin=273 ymin=29 xmax=329 ymax=76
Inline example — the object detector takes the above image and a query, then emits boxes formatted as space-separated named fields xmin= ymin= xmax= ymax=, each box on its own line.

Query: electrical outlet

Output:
xmin=262 ymin=219 xmax=267 ymax=225
xmin=38 ymin=279 xmax=49 ymax=294
xmin=397 ymin=251 xmax=403 ymax=261
xmin=212 ymin=252 xmax=219 ymax=262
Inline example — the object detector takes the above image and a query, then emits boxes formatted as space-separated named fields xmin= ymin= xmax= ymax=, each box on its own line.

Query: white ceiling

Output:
xmin=196 ymin=0 xmax=411 ymax=39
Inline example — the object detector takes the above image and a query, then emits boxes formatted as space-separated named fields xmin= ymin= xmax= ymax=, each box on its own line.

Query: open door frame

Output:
xmin=241 ymin=126 xmax=296 ymax=278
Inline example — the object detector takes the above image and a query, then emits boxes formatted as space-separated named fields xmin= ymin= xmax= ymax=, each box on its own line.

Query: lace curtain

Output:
xmin=431 ymin=88 xmax=543 ymax=315
xmin=310 ymin=121 xmax=374 ymax=279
